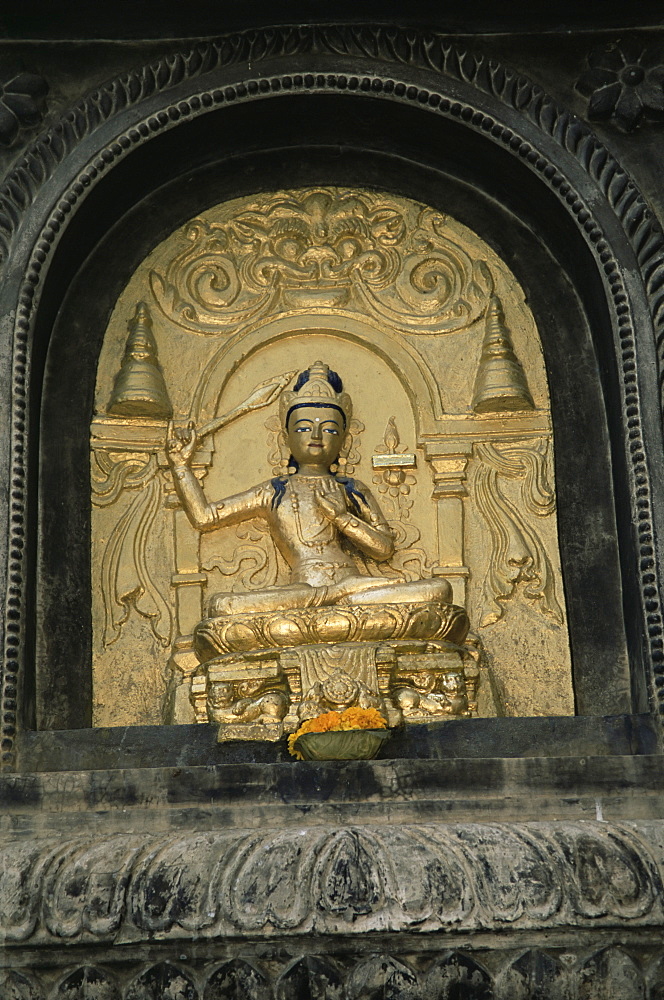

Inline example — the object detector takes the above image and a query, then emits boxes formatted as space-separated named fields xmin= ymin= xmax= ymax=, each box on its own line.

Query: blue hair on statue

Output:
xmin=335 ymin=475 xmax=367 ymax=516
xmin=292 ymin=366 xmax=343 ymax=393
xmin=270 ymin=476 xmax=289 ymax=509
xmin=327 ymin=369 xmax=343 ymax=392
xmin=293 ymin=370 xmax=310 ymax=392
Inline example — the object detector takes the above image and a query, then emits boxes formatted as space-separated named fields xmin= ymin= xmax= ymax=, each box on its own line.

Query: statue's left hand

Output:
xmin=315 ymin=488 xmax=347 ymax=523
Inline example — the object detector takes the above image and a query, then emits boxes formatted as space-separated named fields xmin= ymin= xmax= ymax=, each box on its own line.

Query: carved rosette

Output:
xmin=1 ymin=821 xmax=661 ymax=945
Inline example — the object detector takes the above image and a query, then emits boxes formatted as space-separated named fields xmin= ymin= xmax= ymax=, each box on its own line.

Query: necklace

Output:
xmin=288 ymin=477 xmax=335 ymax=552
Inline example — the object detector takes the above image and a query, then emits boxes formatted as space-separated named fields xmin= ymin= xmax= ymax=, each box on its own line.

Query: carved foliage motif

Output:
xmin=149 ymin=190 xmax=494 ymax=336
xmin=471 ymin=439 xmax=563 ymax=627
xmin=1 ymin=822 xmax=660 ymax=945
xmin=91 ymin=451 xmax=173 ymax=647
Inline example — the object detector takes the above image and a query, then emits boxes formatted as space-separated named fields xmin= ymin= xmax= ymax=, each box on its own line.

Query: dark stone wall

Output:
xmin=2 ymin=8 xmax=664 ymax=994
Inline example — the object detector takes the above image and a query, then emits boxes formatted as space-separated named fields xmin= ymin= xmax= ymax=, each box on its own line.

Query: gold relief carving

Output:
xmin=194 ymin=601 xmax=469 ymax=661
xmin=91 ymin=186 xmax=574 ymax=730
xmin=471 ymin=439 xmax=563 ymax=627
xmin=149 ymin=189 xmax=494 ymax=336
xmin=391 ymin=651 xmax=472 ymax=721
xmin=91 ymin=450 xmax=173 ymax=648
xmin=107 ymin=302 xmax=172 ymax=418
xmin=472 ymin=294 xmax=534 ymax=413
xmin=266 ymin=411 xmax=365 ymax=478
xmin=370 ymin=417 xmax=432 ymax=584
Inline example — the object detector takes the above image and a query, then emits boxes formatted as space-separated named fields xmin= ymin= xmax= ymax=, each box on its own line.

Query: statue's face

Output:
xmin=286 ymin=405 xmax=344 ymax=467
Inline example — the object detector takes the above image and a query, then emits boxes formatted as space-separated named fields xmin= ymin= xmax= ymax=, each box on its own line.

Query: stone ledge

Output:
xmin=2 ymin=820 xmax=664 ymax=946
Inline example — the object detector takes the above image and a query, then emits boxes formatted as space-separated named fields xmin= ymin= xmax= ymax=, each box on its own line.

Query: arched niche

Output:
xmin=90 ymin=188 xmax=573 ymax=726
xmin=1 ymin=28 xmax=661 ymax=763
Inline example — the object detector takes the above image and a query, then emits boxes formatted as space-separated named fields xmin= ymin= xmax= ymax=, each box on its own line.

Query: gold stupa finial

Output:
xmin=107 ymin=302 xmax=172 ymax=418
xmin=472 ymin=295 xmax=535 ymax=413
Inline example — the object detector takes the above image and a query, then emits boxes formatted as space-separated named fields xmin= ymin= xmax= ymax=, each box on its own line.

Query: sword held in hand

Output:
xmin=168 ymin=370 xmax=297 ymax=456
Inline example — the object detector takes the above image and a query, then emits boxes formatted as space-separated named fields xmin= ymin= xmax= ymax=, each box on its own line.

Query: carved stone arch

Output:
xmin=345 ymin=954 xmax=418 ymax=1000
xmin=2 ymin=25 xmax=663 ymax=756
xmin=191 ymin=313 xmax=443 ymax=439
xmin=0 ymin=970 xmax=44 ymax=1000
xmin=204 ymin=959 xmax=270 ymax=1000
xmin=275 ymin=955 xmax=342 ymax=1000
xmin=424 ymin=952 xmax=493 ymax=999
xmin=579 ymin=947 xmax=645 ymax=1000
xmin=494 ymin=949 xmax=569 ymax=1000
xmin=52 ymin=967 xmax=120 ymax=1000
xmin=125 ymin=963 xmax=198 ymax=1000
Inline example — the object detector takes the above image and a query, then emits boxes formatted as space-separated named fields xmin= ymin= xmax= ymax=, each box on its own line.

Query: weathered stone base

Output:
xmin=2 ymin=752 xmax=664 ymax=997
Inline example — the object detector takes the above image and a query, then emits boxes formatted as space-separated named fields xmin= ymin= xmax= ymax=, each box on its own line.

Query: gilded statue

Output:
xmin=167 ymin=361 xmax=471 ymax=739
xmin=167 ymin=361 xmax=451 ymax=614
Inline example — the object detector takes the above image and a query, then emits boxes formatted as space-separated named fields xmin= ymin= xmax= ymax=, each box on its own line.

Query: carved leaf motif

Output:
xmin=2 ymin=822 xmax=661 ymax=945
xmin=315 ymin=829 xmax=385 ymax=917
xmin=471 ymin=439 xmax=563 ymax=627
xmin=225 ymin=829 xmax=321 ymax=931
xmin=553 ymin=824 xmax=660 ymax=920
xmin=149 ymin=191 xmax=493 ymax=336
xmin=92 ymin=453 xmax=173 ymax=647
xmin=445 ymin=824 xmax=563 ymax=923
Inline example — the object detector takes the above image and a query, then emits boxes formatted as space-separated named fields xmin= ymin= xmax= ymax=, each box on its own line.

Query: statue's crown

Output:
xmin=280 ymin=361 xmax=352 ymax=427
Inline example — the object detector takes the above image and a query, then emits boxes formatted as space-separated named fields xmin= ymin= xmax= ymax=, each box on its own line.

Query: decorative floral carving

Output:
xmin=576 ymin=43 xmax=664 ymax=131
xmin=471 ymin=440 xmax=563 ymax=627
xmin=370 ymin=417 xmax=431 ymax=581
xmin=1 ymin=822 xmax=660 ymax=945
xmin=149 ymin=189 xmax=494 ymax=336
xmin=0 ymin=59 xmax=48 ymax=147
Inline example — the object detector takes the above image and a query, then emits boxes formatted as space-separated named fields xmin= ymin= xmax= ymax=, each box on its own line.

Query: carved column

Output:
xmin=424 ymin=441 xmax=471 ymax=608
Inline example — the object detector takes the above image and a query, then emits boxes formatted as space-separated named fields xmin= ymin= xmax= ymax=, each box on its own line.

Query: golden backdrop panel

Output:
xmin=91 ymin=188 xmax=573 ymax=729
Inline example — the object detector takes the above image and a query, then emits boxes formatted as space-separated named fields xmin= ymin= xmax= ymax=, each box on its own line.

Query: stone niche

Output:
xmin=89 ymin=187 xmax=575 ymax=732
xmin=1 ymin=17 xmax=664 ymax=998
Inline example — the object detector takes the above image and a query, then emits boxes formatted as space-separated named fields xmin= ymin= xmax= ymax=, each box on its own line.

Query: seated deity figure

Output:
xmin=166 ymin=361 xmax=452 ymax=615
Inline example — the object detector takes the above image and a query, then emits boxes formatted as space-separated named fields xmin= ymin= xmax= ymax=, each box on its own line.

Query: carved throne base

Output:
xmin=186 ymin=599 xmax=477 ymax=742
xmin=193 ymin=600 xmax=470 ymax=659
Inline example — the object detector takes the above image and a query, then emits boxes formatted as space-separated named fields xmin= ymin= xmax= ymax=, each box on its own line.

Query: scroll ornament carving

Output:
xmin=471 ymin=440 xmax=563 ymax=627
xmin=91 ymin=451 xmax=173 ymax=647
xmin=0 ymin=822 xmax=660 ymax=944
xmin=149 ymin=189 xmax=494 ymax=336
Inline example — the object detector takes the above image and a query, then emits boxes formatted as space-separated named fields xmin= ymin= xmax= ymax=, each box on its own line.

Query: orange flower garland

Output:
xmin=288 ymin=706 xmax=387 ymax=759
